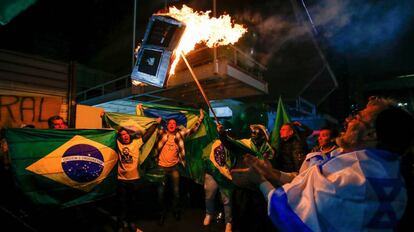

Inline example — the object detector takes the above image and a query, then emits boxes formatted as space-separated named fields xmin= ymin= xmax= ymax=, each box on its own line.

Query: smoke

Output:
xmin=308 ymin=0 xmax=414 ymax=56
xmin=236 ymin=0 xmax=414 ymax=63
xmin=309 ymin=0 xmax=351 ymax=31
xmin=236 ymin=11 xmax=308 ymax=65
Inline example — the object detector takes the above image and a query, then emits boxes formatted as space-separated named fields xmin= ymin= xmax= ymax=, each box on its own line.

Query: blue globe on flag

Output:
xmin=61 ymin=144 xmax=104 ymax=183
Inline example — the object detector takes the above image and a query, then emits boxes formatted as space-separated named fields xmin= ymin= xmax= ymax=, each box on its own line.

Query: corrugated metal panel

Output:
xmin=0 ymin=49 xmax=68 ymax=73
xmin=0 ymin=49 xmax=70 ymax=127
xmin=0 ymin=49 xmax=69 ymax=97
xmin=0 ymin=70 xmax=67 ymax=89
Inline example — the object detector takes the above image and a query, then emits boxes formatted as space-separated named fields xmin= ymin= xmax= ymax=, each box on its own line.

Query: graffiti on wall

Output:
xmin=0 ymin=95 xmax=62 ymax=129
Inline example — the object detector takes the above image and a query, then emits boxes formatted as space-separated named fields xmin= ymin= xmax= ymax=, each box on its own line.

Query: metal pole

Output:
xmin=180 ymin=52 xmax=219 ymax=123
xmin=213 ymin=0 xmax=218 ymax=73
xmin=132 ymin=0 xmax=137 ymax=70
xmin=67 ymin=62 xmax=77 ymax=128
xmin=289 ymin=0 xmax=338 ymax=105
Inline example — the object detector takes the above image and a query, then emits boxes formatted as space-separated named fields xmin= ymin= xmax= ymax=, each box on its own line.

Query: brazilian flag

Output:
xmin=5 ymin=128 xmax=118 ymax=208
xmin=103 ymin=112 xmax=159 ymax=165
xmin=203 ymin=139 xmax=235 ymax=197
xmin=137 ymin=103 xmax=218 ymax=184
xmin=103 ymin=112 xmax=162 ymax=182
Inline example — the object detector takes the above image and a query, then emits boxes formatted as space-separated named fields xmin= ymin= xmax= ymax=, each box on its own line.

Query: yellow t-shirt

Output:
xmin=158 ymin=135 xmax=179 ymax=167
xmin=117 ymin=138 xmax=143 ymax=180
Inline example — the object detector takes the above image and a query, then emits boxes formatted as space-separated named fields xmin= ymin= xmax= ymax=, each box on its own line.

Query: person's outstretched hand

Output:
xmin=231 ymin=153 xmax=269 ymax=188
xmin=136 ymin=103 xmax=145 ymax=116
xmin=156 ymin=117 xmax=162 ymax=124
xmin=244 ymin=154 xmax=281 ymax=185
xmin=199 ymin=108 xmax=205 ymax=120
xmin=231 ymin=166 xmax=265 ymax=188
xmin=217 ymin=123 xmax=224 ymax=133
xmin=137 ymin=103 xmax=143 ymax=110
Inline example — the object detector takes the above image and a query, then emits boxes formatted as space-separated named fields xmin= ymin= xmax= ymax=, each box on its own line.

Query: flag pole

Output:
xmin=180 ymin=51 xmax=219 ymax=124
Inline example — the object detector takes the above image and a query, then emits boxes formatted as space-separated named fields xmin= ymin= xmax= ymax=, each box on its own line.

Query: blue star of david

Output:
xmin=366 ymin=177 xmax=404 ymax=229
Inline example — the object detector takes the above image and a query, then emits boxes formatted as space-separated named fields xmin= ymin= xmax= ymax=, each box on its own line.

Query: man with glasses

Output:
xmin=234 ymin=96 xmax=414 ymax=231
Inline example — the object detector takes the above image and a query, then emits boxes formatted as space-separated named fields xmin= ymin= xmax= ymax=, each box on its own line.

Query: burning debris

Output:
xmin=131 ymin=5 xmax=247 ymax=87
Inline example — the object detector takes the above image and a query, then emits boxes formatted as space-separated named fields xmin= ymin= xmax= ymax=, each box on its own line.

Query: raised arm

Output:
xmin=142 ymin=117 xmax=161 ymax=142
xmin=217 ymin=123 xmax=242 ymax=152
xmin=292 ymin=121 xmax=313 ymax=138
xmin=100 ymin=111 xmax=110 ymax=128
xmin=136 ymin=103 xmax=144 ymax=116
xmin=244 ymin=154 xmax=296 ymax=186
xmin=187 ymin=108 xmax=205 ymax=135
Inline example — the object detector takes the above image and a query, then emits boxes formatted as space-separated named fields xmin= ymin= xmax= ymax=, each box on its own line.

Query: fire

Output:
xmin=158 ymin=5 xmax=247 ymax=75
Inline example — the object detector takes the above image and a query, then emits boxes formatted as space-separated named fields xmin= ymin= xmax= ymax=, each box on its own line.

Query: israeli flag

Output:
xmin=268 ymin=148 xmax=407 ymax=231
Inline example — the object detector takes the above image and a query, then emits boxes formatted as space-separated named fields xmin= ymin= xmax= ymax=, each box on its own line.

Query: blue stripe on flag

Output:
xmin=144 ymin=108 xmax=187 ymax=127
xmin=366 ymin=148 xmax=399 ymax=161
xmin=269 ymin=188 xmax=313 ymax=232
xmin=366 ymin=177 xmax=403 ymax=228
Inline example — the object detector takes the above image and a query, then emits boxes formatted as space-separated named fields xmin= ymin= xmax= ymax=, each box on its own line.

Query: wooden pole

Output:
xmin=180 ymin=52 xmax=219 ymax=124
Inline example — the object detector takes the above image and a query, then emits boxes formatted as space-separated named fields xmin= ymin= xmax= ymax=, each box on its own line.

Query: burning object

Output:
xmin=131 ymin=5 xmax=247 ymax=88
xmin=131 ymin=15 xmax=185 ymax=87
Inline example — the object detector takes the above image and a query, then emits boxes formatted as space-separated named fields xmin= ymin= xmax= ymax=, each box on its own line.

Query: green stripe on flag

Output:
xmin=136 ymin=103 xmax=219 ymax=185
xmin=6 ymin=128 xmax=118 ymax=208
xmin=103 ymin=112 xmax=159 ymax=165
xmin=0 ymin=0 xmax=36 ymax=25
xmin=270 ymin=96 xmax=292 ymax=150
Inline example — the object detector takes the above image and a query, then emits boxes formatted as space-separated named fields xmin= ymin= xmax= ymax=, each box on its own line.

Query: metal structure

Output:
xmin=77 ymin=45 xmax=268 ymax=110
xmin=131 ymin=15 xmax=185 ymax=87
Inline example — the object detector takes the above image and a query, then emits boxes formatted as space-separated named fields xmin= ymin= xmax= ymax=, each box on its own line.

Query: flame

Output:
xmin=158 ymin=5 xmax=247 ymax=75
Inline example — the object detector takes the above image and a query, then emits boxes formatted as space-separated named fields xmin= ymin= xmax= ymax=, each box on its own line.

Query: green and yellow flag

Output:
xmin=203 ymin=139 xmax=234 ymax=197
xmin=103 ymin=112 xmax=159 ymax=165
xmin=270 ymin=96 xmax=291 ymax=150
xmin=6 ymin=128 xmax=118 ymax=208
xmin=136 ymin=103 xmax=218 ymax=184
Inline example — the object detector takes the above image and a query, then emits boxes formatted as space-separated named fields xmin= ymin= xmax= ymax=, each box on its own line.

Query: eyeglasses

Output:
xmin=344 ymin=111 xmax=371 ymax=130
xmin=368 ymin=95 xmax=379 ymax=102
xmin=347 ymin=111 xmax=362 ymax=122
xmin=251 ymin=130 xmax=260 ymax=135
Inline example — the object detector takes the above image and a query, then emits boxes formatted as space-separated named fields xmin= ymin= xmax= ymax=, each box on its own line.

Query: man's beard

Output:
xmin=336 ymin=123 xmax=365 ymax=151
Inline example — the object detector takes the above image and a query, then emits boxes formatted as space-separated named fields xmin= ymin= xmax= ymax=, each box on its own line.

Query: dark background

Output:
xmin=1 ymin=0 xmax=414 ymax=120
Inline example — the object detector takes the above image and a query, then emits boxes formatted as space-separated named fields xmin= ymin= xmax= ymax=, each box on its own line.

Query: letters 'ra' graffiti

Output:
xmin=0 ymin=95 xmax=62 ymax=128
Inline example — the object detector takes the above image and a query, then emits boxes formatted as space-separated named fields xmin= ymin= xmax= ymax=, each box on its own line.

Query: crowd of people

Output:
xmin=231 ymin=96 xmax=414 ymax=231
xmin=0 ymin=96 xmax=413 ymax=232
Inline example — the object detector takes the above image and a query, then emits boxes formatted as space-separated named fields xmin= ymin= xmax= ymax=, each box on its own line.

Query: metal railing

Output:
xmin=176 ymin=45 xmax=267 ymax=82
xmin=76 ymin=74 xmax=131 ymax=102
xmin=77 ymin=46 xmax=267 ymax=102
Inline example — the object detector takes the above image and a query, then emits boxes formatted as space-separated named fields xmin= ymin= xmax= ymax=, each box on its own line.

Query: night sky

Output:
xmin=1 ymin=0 xmax=414 ymax=118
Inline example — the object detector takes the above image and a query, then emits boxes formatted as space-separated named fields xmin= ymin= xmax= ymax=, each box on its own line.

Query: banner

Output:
xmin=270 ymin=96 xmax=291 ymax=150
xmin=137 ymin=103 xmax=218 ymax=184
xmin=103 ymin=112 xmax=159 ymax=166
xmin=6 ymin=128 xmax=117 ymax=208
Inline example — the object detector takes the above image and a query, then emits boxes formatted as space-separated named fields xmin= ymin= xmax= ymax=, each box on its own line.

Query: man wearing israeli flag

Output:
xmin=234 ymin=96 xmax=414 ymax=231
